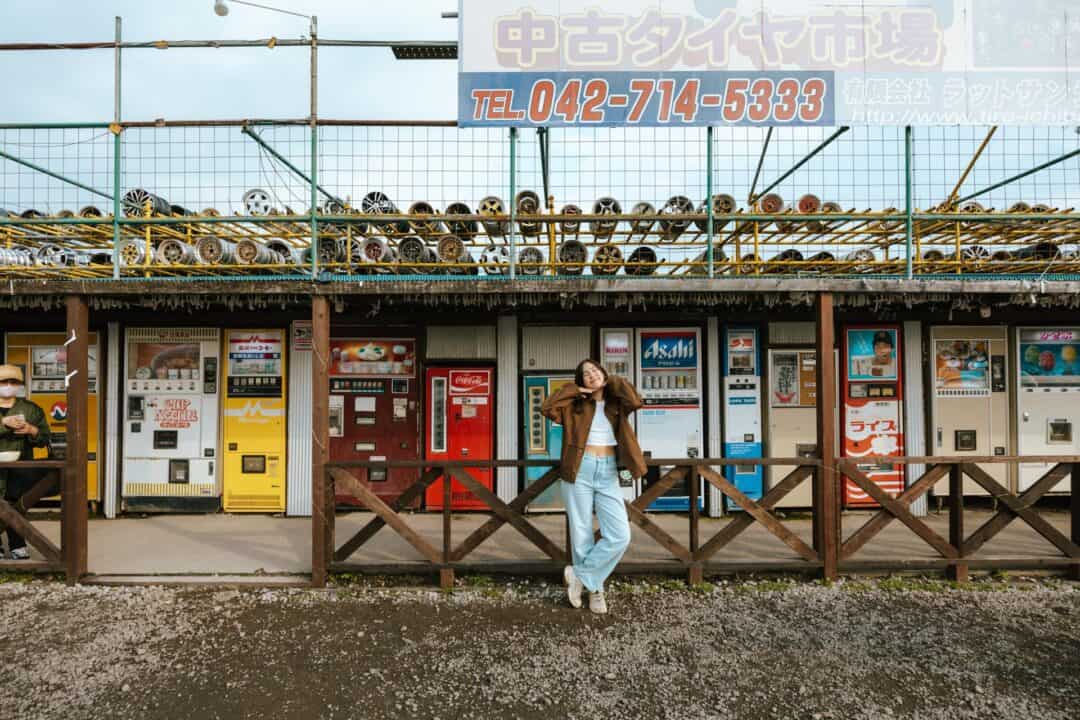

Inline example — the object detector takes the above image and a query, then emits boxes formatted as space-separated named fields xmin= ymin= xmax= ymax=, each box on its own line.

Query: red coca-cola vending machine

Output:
xmin=425 ymin=366 xmax=495 ymax=510
xmin=328 ymin=337 xmax=420 ymax=508
xmin=841 ymin=325 xmax=905 ymax=506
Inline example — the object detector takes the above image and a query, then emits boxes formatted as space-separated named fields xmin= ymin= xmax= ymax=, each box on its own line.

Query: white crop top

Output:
xmin=586 ymin=400 xmax=617 ymax=446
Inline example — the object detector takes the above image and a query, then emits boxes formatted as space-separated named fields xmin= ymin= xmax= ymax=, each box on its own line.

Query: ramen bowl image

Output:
xmin=356 ymin=343 xmax=386 ymax=362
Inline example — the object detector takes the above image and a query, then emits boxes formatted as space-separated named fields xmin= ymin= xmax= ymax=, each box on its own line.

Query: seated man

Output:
xmin=0 ymin=364 xmax=52 ymax=560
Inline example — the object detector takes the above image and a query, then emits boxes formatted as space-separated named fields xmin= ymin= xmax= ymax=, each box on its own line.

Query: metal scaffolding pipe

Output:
xmin=747 ymin=126 xmax=773 ymax=206
xmin=0 ymin=148 xmax=120 ymax=205
xmin=0 ymin=38 xmax=458 ymax=51
xmin=957 ymin=146 xmax=1080 ymax=204
xmin=750 ymin=126 xmax=849 ymax=205
xmin=241 ymin=125 xmax=340 ymax=207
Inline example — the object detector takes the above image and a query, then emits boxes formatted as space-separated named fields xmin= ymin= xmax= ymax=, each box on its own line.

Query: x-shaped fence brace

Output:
xmin=0 ymin=463 xmax=63 ymax=567
xmin=837 ymin=459 xmax=1080 ymax=564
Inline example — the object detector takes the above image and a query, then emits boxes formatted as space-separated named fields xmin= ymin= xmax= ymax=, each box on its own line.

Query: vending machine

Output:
xmin=522 ymin=374 xmax=574 ymax=510
xmin=328 ymin=337 xmax=420 ymax=508
xmin=930 ymin=327 xmax=1010 ymax=497
xmin=425 ymin=367 xmax=495 ymax=510
xmin=767 ymin=347 xmax=819 ymax=508
xmin=3 ymin=332 xmax=102 ymax=503
xmin=1016 ymin=327 xmax=1079 ymax=493
xmin=841 ymin=325 xmax=905 ymax=507
xmin=122 ymin=327 xmax=221 ymax=513
xmin=723 ymin=326 xmax=763 ymax=509
xmin=634 ymin=328 xmax=703 ymax=511
xmin=600 ymin=328 xmax=638 ymax=501
xmin=221 ymin=329 xmax=287 ymax=513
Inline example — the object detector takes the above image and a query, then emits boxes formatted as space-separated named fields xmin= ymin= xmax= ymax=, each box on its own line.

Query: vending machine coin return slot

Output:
xmin=168 ymin=459 xmax=190 ymax=484
xmin=1048 ymin=419 xmax=1072 ymax=443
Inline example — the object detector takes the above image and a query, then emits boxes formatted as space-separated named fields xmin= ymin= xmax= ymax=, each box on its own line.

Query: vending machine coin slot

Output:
xmin=154 ymin=430 xmax=178 ymax=449
xmin=168 ymin=459 xmax=189 ymax=484
xmin=128 ymin=395 xmax=145 ymax=420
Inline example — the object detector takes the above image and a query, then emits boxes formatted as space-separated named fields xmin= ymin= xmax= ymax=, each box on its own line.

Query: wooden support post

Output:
xmin=1071 ymin=463 xmax=1080 ymax=581
xmin=688 ymin=464 xmax=702 ymax=585
xmin=947 ymin=464 xmax=968 ymax=583
xmin=813 ymin=293 xmax=839 ymax=580
xmin=63 ymin=295 xmax=89 ymax=584
xmin=311 ymin=296 xmax=331 ymax=588
xmin=441 ymin=465 xmax=454 ymax=589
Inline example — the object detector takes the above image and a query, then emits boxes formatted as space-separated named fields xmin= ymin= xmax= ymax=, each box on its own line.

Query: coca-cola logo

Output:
xmin=449 ymin=371 xmax=490 ymax=395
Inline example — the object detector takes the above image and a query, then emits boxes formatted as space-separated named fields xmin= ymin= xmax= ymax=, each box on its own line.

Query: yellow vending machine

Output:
xmin=222 ymin=329 xmax=287 ymax=512
xmin=4 ymin=332 xmax=102 ymax=506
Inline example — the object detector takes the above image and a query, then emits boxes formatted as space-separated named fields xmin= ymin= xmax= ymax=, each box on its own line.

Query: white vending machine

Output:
xmin=632 ymin=327 xmax=703 ymax=511
xmin=122 ymin=327 xmax=222 ymax=513
xmin=1017 ymin=327 xmax=1080 ymax=493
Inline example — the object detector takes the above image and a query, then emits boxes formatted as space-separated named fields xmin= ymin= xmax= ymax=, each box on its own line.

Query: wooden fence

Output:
xmin=0 ymin=461 xmax=87 ymax=583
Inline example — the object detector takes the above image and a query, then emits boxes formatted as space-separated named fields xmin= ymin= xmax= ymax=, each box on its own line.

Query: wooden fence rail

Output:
xmin=0 ymin=460 xmax=86 ymax=583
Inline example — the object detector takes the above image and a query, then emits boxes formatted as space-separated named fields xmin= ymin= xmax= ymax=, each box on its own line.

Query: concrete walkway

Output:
xmin=19 ymin=507 xmax=1075 ymax=576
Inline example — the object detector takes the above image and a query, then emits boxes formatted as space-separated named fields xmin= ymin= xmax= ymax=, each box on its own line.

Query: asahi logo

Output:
xmin=449 ymin=371 xmax=490 ymax=395
xmin=643 ymin=338 xmax=695 ymax=361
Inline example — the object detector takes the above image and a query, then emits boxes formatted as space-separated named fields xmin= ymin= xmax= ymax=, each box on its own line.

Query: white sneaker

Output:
xmin=9 ymin=547 xmax=30 ymax=560
xmin=564 ymin=565 xmax=584 ymax=609
xmin=589 ymin=591 xmax=608 ymax=615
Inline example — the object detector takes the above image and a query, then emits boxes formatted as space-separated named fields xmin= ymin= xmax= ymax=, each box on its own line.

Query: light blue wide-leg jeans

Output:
xmin=560 ymin=453 xmax=631 ymax=593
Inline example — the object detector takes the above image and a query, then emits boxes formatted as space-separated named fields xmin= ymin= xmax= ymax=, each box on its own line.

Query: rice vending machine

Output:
xmin=523 ymin=374 xmax=574 ymax=510
xmin=328 ymin=338 xmax=420 ymax=508
xmin=425 ymin=367 xmax=495 ymax=510
xmin=841 ymin=325 xmax=904 ymax=506
xmin=122 ymin=327 xmax=221 ymax=512
xmin=723 ymin=327 xmax=763 ymax=508
xmin=634 ymin=328 xmax=703 ymax=511
xmin=221 ymin=329 xmax=286 ymax=512
xmin=930 ymin=327 xmax=1009 ymax=496
xmin=1016 ymin=327 xmax=1080 ymax=493
xmin=3 ymin=332 xmax=102 ymax=503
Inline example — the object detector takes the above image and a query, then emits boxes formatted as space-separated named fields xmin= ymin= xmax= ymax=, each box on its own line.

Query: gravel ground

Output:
xmin=1 ymin=574 xmax=1078 ymax=720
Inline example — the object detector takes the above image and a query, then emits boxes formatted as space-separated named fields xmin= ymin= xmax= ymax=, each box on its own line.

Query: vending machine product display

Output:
xmin=522 ymin=374 xmax=574 ymax=510
xmin=634 ymin=328 xmax=703 ymax=511
xmin=1016 ymin=327 xmax=1079 ymax=493
xmin=328 ymin=338 xmax=420 ymax=508
xmin=723 ymin=327 xmax=763 ymax=509
xmin=221 ymin=329 xmax=287 ymax=512
xmin=767 ymin=347 xmax=818 ymax=508
xmin=3 ymin=332 xmax=102 ymax=502
xmin=425 ymin=367 xmax=495 ymax=510
xmin=122 ymin=327 xmax=221 ymax=512
xmin=600 ymin=328 xmax=638 ymax=501
xmin=841 ymin=325 xmax=905 ymax=506
xmin=930 ymin=327 xmax=1009 ymax=496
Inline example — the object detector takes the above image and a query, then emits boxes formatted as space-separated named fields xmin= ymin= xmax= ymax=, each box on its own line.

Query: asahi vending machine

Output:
xmin=523 ymin=374 xmax=574 ymax=510
xmin=122 ymin=327 xmax=221 ymax=513
xmin=634 ymin=328 xmax=703 ymax=511
xmin=328 ymin=338 xmax=420 ymax=508
xmin=841 ymin=325 xmax=904 ymax=507
xmin=1017 ymin=327 xmax=1079 ymax=493
xmin=4 ymin=332 xmax=102 ymax=504
xmin=222 ymin=329 xmax=287 ymax=512
xmin=425 ymin=367 xmax=495 ymax=510
xmin=930 ymin=327 xmax=1010 ymax=497
xmin=723 ymin=326 xmax=763 ymax=509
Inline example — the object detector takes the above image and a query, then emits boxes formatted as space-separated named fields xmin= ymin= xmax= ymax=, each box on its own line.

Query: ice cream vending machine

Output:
xmin=122 ymin=327 xmax=221 ymax=513
xmin=523 ymin=374 xmax=574 ymax=510
xmin=221 ymin=329 xmax=286 ymax=512
xmin=841 ymin=325 xmax=904 ymax=507
xmin=425 ymin=367 xmax=495 ymax=510
xmin=930 ymin=327 xmax=1010 ymax=497
xmin=1016 ymin=327 xmax=1080 ymax=494
xmin=3 ymin=332 xmax=102 ymax=503
xmin=723 ymin=327 xmax=763 ymax=509
xmin=328 ymin=338 xmax=419 ymax=508
xmin=634 ymin=328 xmax=703 ymax=511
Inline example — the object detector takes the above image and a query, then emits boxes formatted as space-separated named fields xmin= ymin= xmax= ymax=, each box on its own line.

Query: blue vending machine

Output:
xmin=723 ymin=326 xmax=764 ymax=510
xmin=522 ymin=374 xmax=574 ymax=510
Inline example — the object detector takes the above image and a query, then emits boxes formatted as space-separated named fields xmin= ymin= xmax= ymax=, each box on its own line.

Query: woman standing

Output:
xmin=541 ymin=358 xmax=646 ymax=614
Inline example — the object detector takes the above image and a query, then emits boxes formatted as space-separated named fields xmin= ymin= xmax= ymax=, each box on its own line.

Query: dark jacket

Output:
xmin=0 ymin=398 xmax=51 ymax=458
xmin=540 ymin=375 xmax=647 ymax=483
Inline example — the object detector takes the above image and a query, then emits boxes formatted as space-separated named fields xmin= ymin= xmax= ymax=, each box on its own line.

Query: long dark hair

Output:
xmin=574 ymin=358 xmax=608 ymax=389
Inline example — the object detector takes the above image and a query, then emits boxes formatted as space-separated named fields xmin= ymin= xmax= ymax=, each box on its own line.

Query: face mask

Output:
xmin=0 ymin=386 xmax=18 ymax=398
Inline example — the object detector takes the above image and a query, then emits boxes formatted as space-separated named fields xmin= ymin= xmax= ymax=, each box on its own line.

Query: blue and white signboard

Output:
xmin=458 ymin=0 xmax=1080 ymax=127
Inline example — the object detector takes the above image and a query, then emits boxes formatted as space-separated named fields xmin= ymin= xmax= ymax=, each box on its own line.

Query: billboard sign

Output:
xmin=458 ymin=0 xmax=1080 ymax=127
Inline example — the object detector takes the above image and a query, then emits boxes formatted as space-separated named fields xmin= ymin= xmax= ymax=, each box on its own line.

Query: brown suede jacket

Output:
xmin=540 ymin=375 xmax=647 ymax=483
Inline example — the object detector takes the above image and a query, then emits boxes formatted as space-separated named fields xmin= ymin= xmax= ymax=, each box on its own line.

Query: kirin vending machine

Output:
xmin=122 ymin=327 xmax=221 ymax=513
xmin=523 ymin=374 xmax=574 ymax=510
xmin=723 ymin=326 xmax=763 ymax=509
xmin=767 ymin=347 xmax=819 ymax=508
xmin=425 ymin=367 xmax=495 ymax=510
xmin=600 ymin=328 xmax=637 ymax=501
xmin=841 ymin=325 xmax=904 ymax=506
xmin=930 ymin=327 xmax=1010 ymax=497
xmin=634 ymin=328 xmax=703 ymax=511
xmin=3 ymin=332 xmax=102 ymax=504
xmin=328 ymin=337 xmax=419 ymax=508
xmin=1016 ymin=327 xmax=1079 ymax=494
xmin=221 ymin=329 xmax=287 ymax=513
